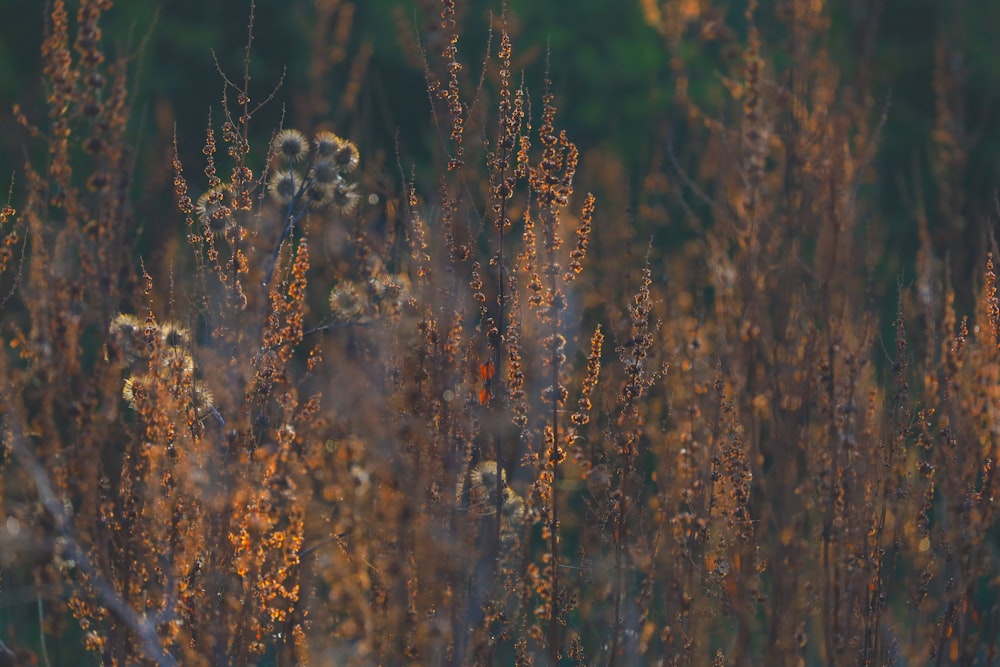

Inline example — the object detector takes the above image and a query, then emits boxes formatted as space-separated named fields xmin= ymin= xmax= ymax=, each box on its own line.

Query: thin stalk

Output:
xmin=262 ymin=178 xmax=309 ymax=288
xmin=37 ymin=594 xmax=52 ymax=667
xmin=547 ymin=267 xmax=562 ymax=665
xmin=608 ymin=503 xmax=624 ymax=667
xmin=494 ymin=220 xmax=506 ymax=566
xmin=492 ymin=165 xmax=510 ymax=572
xmin=548 ymin=370 xmax=561 ymax=666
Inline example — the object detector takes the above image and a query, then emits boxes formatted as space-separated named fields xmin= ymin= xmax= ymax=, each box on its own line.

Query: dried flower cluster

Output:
xmin=269 ymin=128 xmax=361 ymax=215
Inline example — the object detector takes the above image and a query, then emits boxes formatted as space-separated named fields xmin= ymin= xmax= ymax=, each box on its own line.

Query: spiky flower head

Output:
xmin=122 ymin=374 xmax=154 ymax=409
xmin=109 ymin=313 xmax=143 ymax=338
xmin=332 ymin=140 xmax=360 ymax=174
xmin=194 ymin=184 xmax=237 ymax=231
xmin=269 ymin=169 xmax=302 ymax=205
xmin=471 ymin=460 xmax=504 ymax=489
xmin=190 ymin=381 xmax=215 ymax=419
xmin=499 ymin=487 xmax=526 ymax=549
xmin=330 ymin=181 xmax=361 ymax=215
xmin=159 ymin=321 xmax=192 ymax=349
xmin=313 ymin=131 xmax=342 ymax=157
xmin=304 ymin=182 xmax=336 ymax=210
xmin=310 ymin=160 xmax=339 ymax=186
xmin=314 ymin=131 xmax=360 ymax=173
xmin=159 ymin=346 xmax=195 ymax=377
xmin=502 ymin=487 xmax=525 ymax=523
xmin=369 ymin=273 xmax=412 ymax=318
xmin=459 ymin=461 xmax=510 ymax=516
xmin=106 ymin=313 xmax=149 ymax=366
xmin=273 ymin=129 xmax=309 ymax=162
xmin=328 ymin=282 xmax=368 ymax=323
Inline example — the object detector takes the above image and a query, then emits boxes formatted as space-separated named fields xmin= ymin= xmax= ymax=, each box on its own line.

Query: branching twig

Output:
xmin=37 ymin=594 xmax=52 ymax=667
xmin=3 ymin=403 xmax=179 ymax=667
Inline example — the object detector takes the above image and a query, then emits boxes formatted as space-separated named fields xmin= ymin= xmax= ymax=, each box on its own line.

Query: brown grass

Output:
xmin=1 ymin=1 xmax=998 ymax=666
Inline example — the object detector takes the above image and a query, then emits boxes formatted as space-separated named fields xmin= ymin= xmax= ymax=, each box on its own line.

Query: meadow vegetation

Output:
xmin=1 ymin=0 xmax=999 ymax=665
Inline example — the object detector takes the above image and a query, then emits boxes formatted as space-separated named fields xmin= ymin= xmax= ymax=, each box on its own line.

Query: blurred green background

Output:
xmin=1 ymin=0 xmax=999 ymax=298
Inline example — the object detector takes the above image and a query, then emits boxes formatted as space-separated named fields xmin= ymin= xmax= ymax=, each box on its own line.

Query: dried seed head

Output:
xmin=195 ymin=184 xmax=236 ymax=231
xmin=369 ymin=274 xmax=401 ymax=301
xmin=329 ymin=282 xmax=368 ymax=322
xmin=190 ymin=381 xmax=215 ymax=418
xmin=314 ymin=131 xmax=360 ymax=172
xmin=159 ymin=321 xmax=192 ymax=349
xmin=310 ymin=160 xmax=339 ymax=185
xmin=273 ymin=129 xmax=309 ymax=162
xmin=122 ymin=377 xmax=137 ymax=407
xmin=109 ymin=313 xmax=143 ymax=340
xmin=502 ymin=487 xmax=525 ymax=523
xmin=332 ymin=140 xmax=360 ymax=174
xmin=160 ymin=346 xmax=195 ymax=376
xmin=107 ymin=313 xmax=149 ymax=365
xmin=269 ymin=169 xmax=301 ymax=205
xmin=459 ymin=461 xmax=509 ymax=516
xmin=471 ymin=460 xmax=504 ymax=490
xmin=313 ymin=131 xmax=340 ymax=155
xmin=304 ymin=182 xmax=335 ymax=210
xmin=369 ymin=273 xmax=411 ymax=317
xmin=122 ymin=374 xmax=153 ymax=409
xmin=330 ymin=182 xmax=361 ymax=215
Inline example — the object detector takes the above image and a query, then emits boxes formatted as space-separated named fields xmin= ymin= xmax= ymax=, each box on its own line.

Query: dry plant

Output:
xmin=1 ymin=1 xmax=999 ymax=666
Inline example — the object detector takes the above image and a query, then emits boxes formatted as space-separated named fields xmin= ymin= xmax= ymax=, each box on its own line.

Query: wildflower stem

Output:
xmin=263 ymin=183 xmax=309 ymax=288
xmin=3 ymin=401 xmax=180 ymax=667
xmin=37 ymin=594 xmax=51 ymax=667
